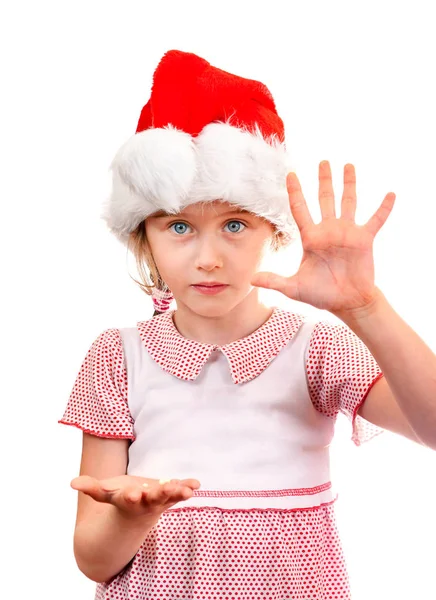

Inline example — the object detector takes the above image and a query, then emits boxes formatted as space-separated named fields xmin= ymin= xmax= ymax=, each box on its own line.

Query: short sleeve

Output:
xmin=58 ymin=328 xmax=135 ymax=440
xmin=306 ymin=320 xmax=385 ymax=446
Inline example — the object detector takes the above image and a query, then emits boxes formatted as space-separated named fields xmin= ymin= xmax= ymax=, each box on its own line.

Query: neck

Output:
xmin=171 ymin=291 xmax=274 ymax=346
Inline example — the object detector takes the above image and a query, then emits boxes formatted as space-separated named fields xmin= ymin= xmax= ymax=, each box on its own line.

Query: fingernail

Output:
xmin=142 ymin=483 xmax=149 ymax=488
xmin=159 ymin=478 xmax=171 ymax=485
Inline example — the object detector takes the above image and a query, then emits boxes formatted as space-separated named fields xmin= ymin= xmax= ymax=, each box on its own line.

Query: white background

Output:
xmin=2 ymin=1 xmax=435 ymax=598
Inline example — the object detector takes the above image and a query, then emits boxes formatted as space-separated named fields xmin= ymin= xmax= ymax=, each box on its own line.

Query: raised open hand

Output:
xmin=252 ymin=161 xmax=396 ymax=316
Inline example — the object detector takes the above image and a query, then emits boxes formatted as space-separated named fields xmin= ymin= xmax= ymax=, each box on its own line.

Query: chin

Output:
xmin=180 ymin=297 xmax=243 ymax=319
xmin=191 ymin=304 xmax=234 ymax=319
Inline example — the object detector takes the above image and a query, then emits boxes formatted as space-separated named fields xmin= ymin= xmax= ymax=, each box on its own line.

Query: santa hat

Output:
xmin=101 ymin=49 xmax=298 ymax=248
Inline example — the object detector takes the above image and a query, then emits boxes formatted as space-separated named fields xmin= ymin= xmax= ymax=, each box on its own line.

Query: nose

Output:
xmin=194 ymin=235 xmax=224 ymax=271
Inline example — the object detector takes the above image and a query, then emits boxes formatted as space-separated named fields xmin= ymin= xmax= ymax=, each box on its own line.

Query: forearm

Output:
xmin=335 ymin=287 xmax=436 ymax=449
xmin=74 ymin=504 xmax=155 ymax=583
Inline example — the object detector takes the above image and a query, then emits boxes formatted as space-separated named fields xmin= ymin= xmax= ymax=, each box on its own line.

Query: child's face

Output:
xmin=145 ymin=200 xmax=275 ymax=316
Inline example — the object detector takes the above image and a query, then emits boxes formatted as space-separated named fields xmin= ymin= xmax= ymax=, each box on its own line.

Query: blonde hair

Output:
xmin=128 ymin=218 xmax=288 ymax=316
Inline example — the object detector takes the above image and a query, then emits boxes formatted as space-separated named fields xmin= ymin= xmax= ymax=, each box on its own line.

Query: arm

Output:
xmin=73 ymin=434 xmax=152 ymax=583
xmin=74 ymin=502 xmax=153 ymax=583
xmin=72 ymin=433 xmax=199 ymax=583
xmin=335 ymin=287 xmax=436 ymax=451
xmin=357 ymin=375 xmax=424 ymax=445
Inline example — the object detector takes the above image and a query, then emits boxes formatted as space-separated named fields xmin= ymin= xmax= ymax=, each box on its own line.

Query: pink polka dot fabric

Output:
xmin=137 ymin=307 xmax=305 ymax=384
xmin=306 ymin=320 xmax=384 ymax=446
xmin=59 ymin=308 xmax=385 ymax=599
xmin=58 ymin=328 xmax=135 ymax=440
xmin=96 ymin=503 xmax=350 ymax=600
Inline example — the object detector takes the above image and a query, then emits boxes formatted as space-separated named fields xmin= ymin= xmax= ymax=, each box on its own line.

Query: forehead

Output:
xmin=150 ymin=201 xmax=253 ymax=220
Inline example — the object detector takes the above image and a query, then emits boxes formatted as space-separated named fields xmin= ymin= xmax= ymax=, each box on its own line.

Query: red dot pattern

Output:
xmin=306 ymin=320 xmax=385 ymax=447
xmin=58 ymin=328 xmax=135 ymax=440
xmin=59 ymin=308 xmax=384 ymax=598
xmin=95 ymin=502 xmax=351 ymax=600
xmin=137 ymin=307 xmax=305 ymax=384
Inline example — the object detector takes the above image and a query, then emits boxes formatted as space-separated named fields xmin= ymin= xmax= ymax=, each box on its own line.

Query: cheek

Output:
xmin=231 ymin=245 xmax=267 ymax=277
xmin=153 ymin=245 xmax=188 ymax=287
xmin=154 ymin=251 xmax=177 ymax=278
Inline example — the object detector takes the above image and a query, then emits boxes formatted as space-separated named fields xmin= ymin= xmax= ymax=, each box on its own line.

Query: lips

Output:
xmin=192 ymin=284 xmax=228 ymax=289
xmin=192 ymin=281 xmax=227 ymax=287
xmin=191 ymin=283 xmax=229 ymax=295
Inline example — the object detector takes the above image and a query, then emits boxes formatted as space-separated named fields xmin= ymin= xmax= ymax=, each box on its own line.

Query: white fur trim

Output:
xmin=101 ymin=121 xmax=298 ymax=246
xmin=101 ymin=126 xmax=197 ymax=243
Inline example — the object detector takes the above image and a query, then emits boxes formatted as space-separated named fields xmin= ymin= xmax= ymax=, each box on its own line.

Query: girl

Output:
xmin=58 ymin=50 xmax=435 ymax=599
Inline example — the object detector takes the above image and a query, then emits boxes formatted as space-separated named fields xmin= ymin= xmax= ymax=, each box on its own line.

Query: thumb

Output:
xmin=70 ymin=475 xmax=110 ymax=502
xmin=251 ymin=272 xmax=299 ymax=299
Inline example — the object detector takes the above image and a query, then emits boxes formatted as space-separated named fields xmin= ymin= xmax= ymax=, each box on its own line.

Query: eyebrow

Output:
xmin=150 ymin=209 xmax=251 ymax=219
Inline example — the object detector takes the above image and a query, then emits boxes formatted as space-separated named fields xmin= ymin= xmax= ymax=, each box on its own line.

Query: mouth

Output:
xmin=192 ymin=282 xmax=227 ymax=287
xmin=191 ymin=283 xmax=229 ymax=295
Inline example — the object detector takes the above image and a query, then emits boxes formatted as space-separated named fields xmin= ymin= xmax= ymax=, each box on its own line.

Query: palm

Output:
xmin=70 ymin=474 xmax=200 ymax=517
xmin=252 ymin=161 xmax=395 ymax=316
xmin=292 ymin=219 xmax=375 ymax=311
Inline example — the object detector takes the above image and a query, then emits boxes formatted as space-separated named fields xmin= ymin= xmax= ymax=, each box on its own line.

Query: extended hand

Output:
xmin=71 ymin=474 xmax=201 ymax=520
xmin=251 ymin=161 xmax=396 ymax=316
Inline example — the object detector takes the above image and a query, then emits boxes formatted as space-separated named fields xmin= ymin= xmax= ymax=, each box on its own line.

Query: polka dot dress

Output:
xmin=59 ymin=307 xmax=385 ymax=599
xmin=97 ymin=503 xmax=350 ymax=600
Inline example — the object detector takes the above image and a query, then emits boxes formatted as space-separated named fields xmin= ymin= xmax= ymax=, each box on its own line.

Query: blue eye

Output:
xmin=170 ymin=222 xmax=191 ymax=234
xmin=224 ymin=220 xmax=246 ymax=233
xmin=169 ymin=220 xmax=246 ymax=235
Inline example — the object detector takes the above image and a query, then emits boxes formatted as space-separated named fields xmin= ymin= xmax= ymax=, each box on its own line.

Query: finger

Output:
xmin=178 ymin=486 xmax=195 ymax=500
xmin=318 ymin=161 xmax=336 ymax=219
xmin=151 ymin=479 xmax=196 ymax=504
xmin=159 ymin=481 xmax=196 ymax=502
xmin=341 ymin=163 xmax=357 ymax=222
xmin=158 ymin=478 xmax=182 ymax=500
xmin=251 ymin=271 xmax=281 ymax=290
xmin=140 ymin=479 xmax=199 ymax=507
xmin=142 ymin=480 xmax=177 ymax=505
xmin=126 ymin=481 xmax=178 ymax=505
xmin=286 ymin=172 xmax=314 ymax=232
xmin=71 ymin=475 xmax=114 ymax=503
xmin=180 ymin=478 xmax=201 ymax=489
xmin=250 ymin=272 xmax=300 ymax=300
xmin=364 ymin=192 xmax=396 ymax=236
xmin=159 ymin=479 xmax=180 ymax=501
xmin=123 ymin=485 xmax=145 ymax=504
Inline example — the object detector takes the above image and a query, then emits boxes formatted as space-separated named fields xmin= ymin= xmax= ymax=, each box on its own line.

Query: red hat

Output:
xmin=101 ymin=49 xmax=298 ymax=247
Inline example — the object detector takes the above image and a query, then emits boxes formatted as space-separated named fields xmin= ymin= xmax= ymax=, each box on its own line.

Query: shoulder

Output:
xmin=275 ymin=307 xmax=341 ymax=345
xmin=304 ymin=314 xmax=376 ymax=374
xmin=83 ymin=328 xmax=127 ymax=370
xmin=304 ymin=315 xmax=352 ymax=347
xmin=273 ymin=306 xmax=310 ymax=333
xmin=90 ymin=327 xmax=123 ymax=351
